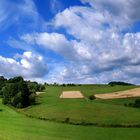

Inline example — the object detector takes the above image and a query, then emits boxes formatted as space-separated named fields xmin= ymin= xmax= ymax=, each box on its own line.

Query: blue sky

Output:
xmin=0 ymin=0 xmax=140 ymax=84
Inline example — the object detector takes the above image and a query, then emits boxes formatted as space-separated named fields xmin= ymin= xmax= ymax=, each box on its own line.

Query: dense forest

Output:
xmin=0 ymin=76 xmax=45 ymax=108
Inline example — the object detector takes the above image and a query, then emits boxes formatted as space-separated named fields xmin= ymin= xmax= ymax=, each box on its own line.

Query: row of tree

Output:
xmin=108 ymin=81 xmax=134 ymax=86
xmin=44 ymin=82 xmax=81 ymax=86
xmin=0 ymin=76 xmax=45 ymax=108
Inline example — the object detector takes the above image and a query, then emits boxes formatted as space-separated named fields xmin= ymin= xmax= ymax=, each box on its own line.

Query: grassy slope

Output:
xmin=22 ymin=85 xmax=140 ymax=126
xmin=1 ymin=99 xmax=140 ymax=140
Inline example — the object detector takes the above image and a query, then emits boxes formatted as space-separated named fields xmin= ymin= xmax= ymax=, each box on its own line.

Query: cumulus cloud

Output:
xmin=20 ymin=32 xmax=76 ymax=59
xmin=4 ymin=0 xmax=140 ymax=84
xmin=49 ymin=2 xmax=140 ymax=83
xmin=0 ymin=51 xmax=48 ymax=79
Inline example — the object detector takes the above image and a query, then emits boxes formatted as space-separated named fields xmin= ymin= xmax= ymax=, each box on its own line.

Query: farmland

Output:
xmin=1 ymin=84 xmax=140 ymax=139
xmin=22 ymin=85 xmax=140 ymax=126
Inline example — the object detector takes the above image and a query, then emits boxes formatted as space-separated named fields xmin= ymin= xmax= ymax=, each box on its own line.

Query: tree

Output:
xmin=108 ymin=81 xmax=134 ymax=86
xmin=0 ymin=76 xmax=45 ymax=108
xmin=11 ymin=92 xmax=23 ymax=108
xmin=0 ymin=76 xmax=7 ymax=97
xmin=29 ymin=93 xmax=36 ymax=105
xmin=2 ymin=76 xmax=32 ymax=108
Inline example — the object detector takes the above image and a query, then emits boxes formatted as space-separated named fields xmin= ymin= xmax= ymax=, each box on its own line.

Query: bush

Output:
xmin=89 ymin=95 xmax=96 ymax=100
xmin=133 ymin=99 xmax=140 ymax=107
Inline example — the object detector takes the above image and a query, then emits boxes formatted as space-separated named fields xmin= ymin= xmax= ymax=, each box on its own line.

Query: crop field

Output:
xmin=22 ymin=85 xmax=140 ymax=126
xmin=1 ymin=85 xmax=140 ymax=140
xmin=95 ymin=87 xmax=140 ymax=99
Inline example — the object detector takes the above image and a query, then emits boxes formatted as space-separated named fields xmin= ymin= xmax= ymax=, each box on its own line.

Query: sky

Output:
xmin=0 ymin=0 xmax=140 ymax=84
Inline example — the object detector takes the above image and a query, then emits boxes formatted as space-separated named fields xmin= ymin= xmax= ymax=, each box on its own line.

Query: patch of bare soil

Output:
xmin=60 ymin=91 xmax=84 ymax=99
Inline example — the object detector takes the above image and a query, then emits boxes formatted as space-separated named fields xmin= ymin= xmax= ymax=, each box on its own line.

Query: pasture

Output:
xmin=22 ymin=85 xmax=140 ymax=126
xmin=1 ymin=98 xmax=140 ymax=140
xmin=1 ymin=84 xmax=140 ymax=139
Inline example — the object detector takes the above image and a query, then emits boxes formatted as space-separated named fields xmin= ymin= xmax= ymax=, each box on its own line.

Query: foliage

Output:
xmin=29 ymin=93 xmax=36 ymax=105
xmin=108 ymin=81 xmax=134 ymax=86
xmin=89 ymin=95 xmax=96 ymax=100
xmin=125 ymin=99 xmax=140 ymax=108
xmin=27 ymin=81 xmax=45 ymax=93
xmin=0 ymin=76 xmax=7 ymax=97
xmin=0 ymin=75 xmax=46 ymax=108
xmin=2 ymin=77 xmax=31 ymax=108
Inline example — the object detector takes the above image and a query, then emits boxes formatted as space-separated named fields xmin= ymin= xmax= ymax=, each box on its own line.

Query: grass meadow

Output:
xmin=22 ymin=85 xmax=140 ymax=126
xmin=1 ymin=85 xmax=140 ymax=139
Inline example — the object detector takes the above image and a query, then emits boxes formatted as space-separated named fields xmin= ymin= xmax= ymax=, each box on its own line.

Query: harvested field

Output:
xmin=95 ymin=87 xmax=140 ymax=99
xmin=60 ymin=91 xmax=84 ymax=98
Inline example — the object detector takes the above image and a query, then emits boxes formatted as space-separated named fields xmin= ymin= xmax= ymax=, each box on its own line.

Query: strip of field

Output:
xmin=95 ymin=87 xmax=140 ymax=99
xmin=60 ymin=91 xmax=84 ymax=98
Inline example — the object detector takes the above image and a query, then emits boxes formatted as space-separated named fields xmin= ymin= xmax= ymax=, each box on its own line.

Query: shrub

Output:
xmin=124 ymin=99 xmax=140 ymax=108
xmin=89 ymin=95 xmax=96 ymax=100
xmin=133 ymin=99 xmax=140 ymax=107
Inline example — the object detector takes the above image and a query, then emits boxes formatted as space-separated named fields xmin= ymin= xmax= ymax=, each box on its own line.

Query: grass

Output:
xmin=21 ymin=85 xmax=140 ymax=126
xmin=1 ymin=99 xmax=140 ymax=140
xmin=1 ymin=85 xmax=140 ymax=139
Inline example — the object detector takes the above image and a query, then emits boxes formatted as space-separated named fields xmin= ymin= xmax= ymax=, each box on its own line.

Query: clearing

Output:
xmin=60 ymin=91 xmax=84 ymax=98
xmin=95 ymin=87 xmax=140 ymax=99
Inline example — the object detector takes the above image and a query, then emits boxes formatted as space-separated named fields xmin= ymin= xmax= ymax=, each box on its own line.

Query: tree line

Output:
xmin=108 ymin=81 xmax=134 ymax=86
xmin=0 ymin=76 xmax=45 ymax=108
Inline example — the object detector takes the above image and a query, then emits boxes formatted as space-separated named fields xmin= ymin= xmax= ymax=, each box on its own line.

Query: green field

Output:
xmin=1 ymin=99 xmax=140 ymax=140
xmin=22 ymin=85 xmax=140 ymax=126
xmin=1 ymin=85 xmax=140 ymax=140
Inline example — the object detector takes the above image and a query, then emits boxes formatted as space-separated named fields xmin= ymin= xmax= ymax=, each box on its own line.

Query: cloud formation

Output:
xmin=1 ymin=0 xmax=140 ymax=84
xmin=0 ymin=51 xmax=48 ymax=79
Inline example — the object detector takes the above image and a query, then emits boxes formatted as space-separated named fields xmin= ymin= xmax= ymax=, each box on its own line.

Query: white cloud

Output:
xmin=4 ymin=0 xmax=140 ymax=84
xmin=81 ymin=0 xmax=140 ymax=23
xmin=0 ymin=0 xmax=40 ymax=30
xmin=48 ymin=4 xmax=140 ymax=83
xmin=0 ymin=51 xmax=47 ymax=79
